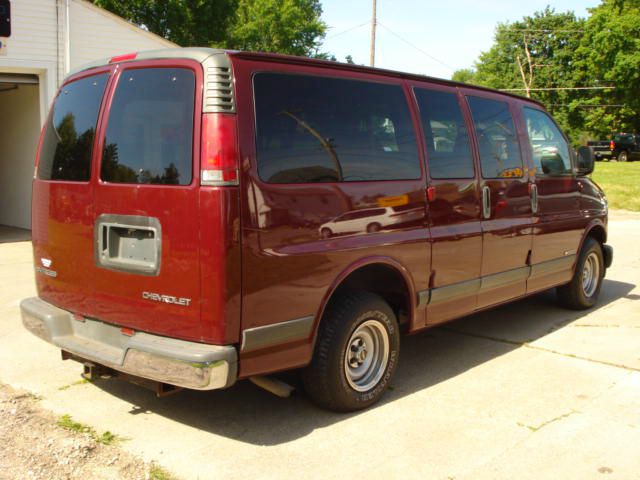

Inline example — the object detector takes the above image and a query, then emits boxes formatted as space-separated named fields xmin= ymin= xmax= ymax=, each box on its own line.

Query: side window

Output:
xmin=101 ymin=68 xmax=195 ymax=185
xmin=523 ymin=108 xmax=572 ymax=176
xmin=38 ymin=74 xmax=108 ymax=181
xmin=254 ymin=73 xmax=421 ymax=183
xmin=467 ymin=96 xmax=523 ymax=178
xmin=414 ymin=88 xmax=474 ymax=179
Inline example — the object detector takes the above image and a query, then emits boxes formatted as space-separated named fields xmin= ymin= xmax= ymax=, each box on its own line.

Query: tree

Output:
xmin=572 ymin=0 xmax=640 ymax=136
xmin=91 ymin=0 xmax=236 ymax=47
xmin=451 ymin=68 xmax=477 ymax=84
xmin=457 ymin=8 xmax=585 ymax=140
xmin=91 ymin=0 xmax=328 ymax=57
xmin=225 ymin=0 xmax=326 ymax=56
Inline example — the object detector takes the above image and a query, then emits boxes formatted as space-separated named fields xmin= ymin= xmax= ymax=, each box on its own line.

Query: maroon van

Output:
xmin=21 ymin=48 xmax=612 ymax=411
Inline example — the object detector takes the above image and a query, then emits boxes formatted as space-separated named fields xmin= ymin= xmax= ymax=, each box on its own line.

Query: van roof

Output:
xmin=69 ymin=47 xmax=544 ymax=108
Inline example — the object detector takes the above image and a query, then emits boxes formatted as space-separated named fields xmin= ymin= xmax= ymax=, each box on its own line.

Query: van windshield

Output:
xmin=38 ymin=74 xmax=109 ymax=181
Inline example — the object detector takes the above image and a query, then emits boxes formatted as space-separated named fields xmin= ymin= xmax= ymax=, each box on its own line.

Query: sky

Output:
xmin=320 ymin=0 xmax=600 ymax=80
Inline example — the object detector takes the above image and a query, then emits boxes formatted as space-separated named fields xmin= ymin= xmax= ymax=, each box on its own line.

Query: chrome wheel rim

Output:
xmin=582 ymin=252 xmax=600 ymax=297
xmin=344 ymin=320 xmax=389 ymax=392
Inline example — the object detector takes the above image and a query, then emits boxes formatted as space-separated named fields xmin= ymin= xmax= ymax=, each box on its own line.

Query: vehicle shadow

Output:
xmin=93 ymin=278 xmax=636 ymax=446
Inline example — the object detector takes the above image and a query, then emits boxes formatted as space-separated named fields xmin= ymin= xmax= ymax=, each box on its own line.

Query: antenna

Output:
xmin=369 ymin=0 xmax=377 ymax=67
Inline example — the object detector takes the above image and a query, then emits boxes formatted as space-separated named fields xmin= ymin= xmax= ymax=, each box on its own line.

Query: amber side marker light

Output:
xmin=120 ymin=327 xmax=135 ymax=337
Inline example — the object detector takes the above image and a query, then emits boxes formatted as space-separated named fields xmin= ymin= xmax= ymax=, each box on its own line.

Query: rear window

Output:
xmin=254 ymin=73 xmax=421 ymax=183
xmin=467 ymin=97 xmax=523 ymax=178
xmin=38 ymin=74 xmax=108 ymax=181
xmin=101 ymin=68 xmax=195 ymax=185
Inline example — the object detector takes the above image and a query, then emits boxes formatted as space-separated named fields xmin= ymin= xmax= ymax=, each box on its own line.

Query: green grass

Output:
xmin=149 ymin=464 xmax=179 ymax=480
xmin=591 ymin=161 xmax=640 ymax=212
xmin=56 ymin=414 xmax=124 ymax=445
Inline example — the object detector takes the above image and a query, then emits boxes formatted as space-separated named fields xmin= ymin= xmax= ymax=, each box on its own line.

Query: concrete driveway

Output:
xmin=1 ymin=212 xmax=639 ymax=480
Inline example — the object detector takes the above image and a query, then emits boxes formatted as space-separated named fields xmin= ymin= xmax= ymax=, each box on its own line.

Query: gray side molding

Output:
xmin=241 ymin=316 xmax=315 ymax=353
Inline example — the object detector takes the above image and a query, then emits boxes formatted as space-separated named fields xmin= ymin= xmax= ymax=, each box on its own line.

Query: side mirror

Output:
xmin=576 ymin=146 xmax=594 ymax=176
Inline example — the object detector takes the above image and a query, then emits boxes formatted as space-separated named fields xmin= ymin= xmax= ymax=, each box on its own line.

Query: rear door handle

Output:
xmin=482 ymin=186 xmax=491 ymax=219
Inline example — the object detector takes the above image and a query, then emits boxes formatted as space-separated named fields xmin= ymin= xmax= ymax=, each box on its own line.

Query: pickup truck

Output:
xmin=610 ymin=133 xmax=640 ymax=162
xmin=587 ymin=141 xmax=612 ymax=161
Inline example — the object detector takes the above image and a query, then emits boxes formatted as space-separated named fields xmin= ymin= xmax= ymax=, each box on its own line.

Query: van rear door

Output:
xmin=33 ymin=68 xmax=111 ymax=317
xmin=90 ymin=61 xmax=204 ymax=342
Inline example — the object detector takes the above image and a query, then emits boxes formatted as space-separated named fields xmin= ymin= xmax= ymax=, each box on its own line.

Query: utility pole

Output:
xmin=369 ymin=0 xmax=377 ymax=67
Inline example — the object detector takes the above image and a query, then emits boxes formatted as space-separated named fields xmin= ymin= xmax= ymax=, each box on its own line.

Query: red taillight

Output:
xmin=109 ymin=52 xmax=137 ymax=63
xmin=610 ymin=140 xmax=615 ymax=151
xmin=201 ymin=113 xmax=239 ymax=186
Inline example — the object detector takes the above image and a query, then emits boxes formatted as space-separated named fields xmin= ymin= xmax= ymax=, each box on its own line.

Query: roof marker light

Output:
xmin=109 ymin=52 xmax=137 ymax=63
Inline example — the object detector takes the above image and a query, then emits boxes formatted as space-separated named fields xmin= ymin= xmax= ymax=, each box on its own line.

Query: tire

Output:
xmin=320 ymin=228 xmax=332 ymax=239
xmin=557 ymin=237 xmax=604 ymax=310
xmin=619 ymin=151 xmax=628 ymax=162
xmin=366 ymin=222 xmax=381 ymax=233
xmin=303 ymin=291 xmax=400 ymax=412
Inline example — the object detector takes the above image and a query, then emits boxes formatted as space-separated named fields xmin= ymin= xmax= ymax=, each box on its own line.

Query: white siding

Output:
xmin=0 ymin=0 xmax=59 ymax=64
xmin=69 ymin=0 xmax=176 ymax=70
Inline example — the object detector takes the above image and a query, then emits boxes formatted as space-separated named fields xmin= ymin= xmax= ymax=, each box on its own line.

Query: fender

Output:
xmin=309 ymin=256 xmax=418 ymax=350
xmin=573 ymin=218 xmax=608 ymax=275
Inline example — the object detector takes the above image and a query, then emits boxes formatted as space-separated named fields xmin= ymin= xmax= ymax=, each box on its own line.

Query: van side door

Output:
xmin=465 ymin=93 xmax=533 ymax=308
xmin=520 ymin=106 xmax=583 ymax=292
xmin=411 ymin=83 xmax=482 ymax=324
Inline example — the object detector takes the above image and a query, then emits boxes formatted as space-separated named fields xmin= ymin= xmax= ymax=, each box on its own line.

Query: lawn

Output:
xmin=590 ymin=161 xmax=640 ymax=212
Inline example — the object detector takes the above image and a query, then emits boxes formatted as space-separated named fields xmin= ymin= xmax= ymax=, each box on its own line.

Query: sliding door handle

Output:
xmin=482 ymin=186 xmax=491 ymax=219
xmin=529 ymin=183 xmax=539 ymax=214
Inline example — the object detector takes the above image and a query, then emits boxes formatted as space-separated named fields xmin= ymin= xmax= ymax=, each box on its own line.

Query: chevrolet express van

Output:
xmin=21 ymin=48 xmax=612 ymax=411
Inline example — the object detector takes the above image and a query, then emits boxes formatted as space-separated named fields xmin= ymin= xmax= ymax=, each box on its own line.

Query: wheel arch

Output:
xmin=573 ymin=219 xmax=607 ymax=274
xmin=311 ymin=256 xmax=417 ymax=348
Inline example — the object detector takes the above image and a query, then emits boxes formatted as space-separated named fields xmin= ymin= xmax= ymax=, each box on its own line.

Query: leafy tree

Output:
xmin=91 ymin=0 xmax=327 ymax=57
xmin=91 ymin=0 xmax=236 ymax=47
xmin=572 ymin=0 xmax=640 ymax=136
xmin=451 ymin=68 xmax=477 ymax=84
xmin=225 ymin=0 xmax=326 ymax=56
xmin=466 ymin=8 xmax=585 ymax=139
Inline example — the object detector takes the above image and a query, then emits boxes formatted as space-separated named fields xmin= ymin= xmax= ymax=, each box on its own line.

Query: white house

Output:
xmin=0 ymin=0 xmax=176 ymax=229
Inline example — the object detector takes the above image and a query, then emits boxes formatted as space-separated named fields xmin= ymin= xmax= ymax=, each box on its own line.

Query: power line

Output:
xmin=501 ymin=86 xmax=616 ymax=92
xmin=376 ymin=22 xmax=455 ymax=71
xmin=326 ymin=21 xmax=371 ymax=40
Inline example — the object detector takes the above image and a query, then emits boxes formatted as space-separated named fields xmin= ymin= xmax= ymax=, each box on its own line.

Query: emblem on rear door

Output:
xmin=36 ymin=258 xmax=57 ymax=277
xmin=142 ymin=291 xmax=191 ymax=307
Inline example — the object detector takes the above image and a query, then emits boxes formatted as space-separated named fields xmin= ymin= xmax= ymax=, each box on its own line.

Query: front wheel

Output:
xmin=303 ymin=292 xmax=400 ymax=412
xmin=557 ymin=237 xmax=604 ymax=309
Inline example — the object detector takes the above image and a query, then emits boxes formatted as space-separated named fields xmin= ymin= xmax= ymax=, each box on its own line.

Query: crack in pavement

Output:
xmin=517 ymin=410 xmax=579 ymax=432
xmin=442 ymin=327 xmax=640 ymax=372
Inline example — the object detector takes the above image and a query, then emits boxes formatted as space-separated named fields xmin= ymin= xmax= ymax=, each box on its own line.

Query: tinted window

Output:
xmin=414 ymin=88 xmax=474 ymax=179
xmin=524 ymin=108 xmax=572 ymax=175
xmin=254 ymin=73 xmax=420 ymax=183
xmin=101 ymin=68 xmax=195 ymax=185
xmin=38 ymin=74 xmax=108 ymax=181
xmin=467 ymin=96 xmax=523 ymax=178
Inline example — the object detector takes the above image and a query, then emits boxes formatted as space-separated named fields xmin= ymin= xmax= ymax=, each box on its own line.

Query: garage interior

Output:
xmin=0 ymin=73 xmax=40 ymax=241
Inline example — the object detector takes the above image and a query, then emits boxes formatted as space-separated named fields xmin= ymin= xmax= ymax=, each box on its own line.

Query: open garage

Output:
xmin=0 ymin=0 xmax=175 ymax=233
xmin=0 ymin=74 xmax=39 ymax=230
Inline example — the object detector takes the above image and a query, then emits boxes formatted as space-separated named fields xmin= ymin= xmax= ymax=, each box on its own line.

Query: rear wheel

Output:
xmin=619 ymin=151 xmax=628 ymax=162
xmin=557 ymin=237 xmax=604 ymax=309
xmin=366 ymin=222 xmax=381 ymax=233
xmin=320 ymin=228 xmax=332 ymax=239
xmin=303 ymin=291 xmax=399 ymax=412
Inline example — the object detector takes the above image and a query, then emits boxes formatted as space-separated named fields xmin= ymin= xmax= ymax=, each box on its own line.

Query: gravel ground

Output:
xmin=0 ymin=383 xmax=172 ymax=480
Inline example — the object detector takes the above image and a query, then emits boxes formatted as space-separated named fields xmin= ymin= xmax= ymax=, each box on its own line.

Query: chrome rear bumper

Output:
xmin=20 ymin=297 xmax=237 ymax=390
